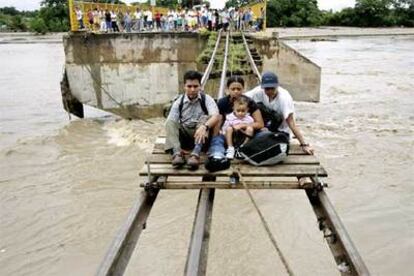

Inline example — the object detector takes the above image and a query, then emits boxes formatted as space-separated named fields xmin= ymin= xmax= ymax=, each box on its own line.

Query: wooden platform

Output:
xmin=139 ymin=137 xmax=328 ymax=190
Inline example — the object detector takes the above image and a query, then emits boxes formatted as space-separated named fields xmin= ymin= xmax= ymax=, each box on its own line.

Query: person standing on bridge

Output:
xmin=165 ymin=71 xmax=220 ymax=170
xmin=245 ymin=72 xmax=315 ymax=155
xmin=75 ymin=6 xmax=84 ymax=30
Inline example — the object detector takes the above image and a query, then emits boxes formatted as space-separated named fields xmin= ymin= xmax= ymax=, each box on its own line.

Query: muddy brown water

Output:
xmin=0 ymin=35 xmax=413 ymax=275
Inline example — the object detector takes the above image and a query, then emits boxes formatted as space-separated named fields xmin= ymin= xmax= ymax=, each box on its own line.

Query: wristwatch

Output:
xmin=203 ymin=123 xmax=210 ymax=131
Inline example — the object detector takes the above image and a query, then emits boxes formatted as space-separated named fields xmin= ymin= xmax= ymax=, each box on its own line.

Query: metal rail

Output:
xmin=184 ymin=186 xmax=216 ymax=276
xmin=218 ymin=31 xmax=230 ymax=99
xmin=184 ymin=31 xmax=230 ymax=275
xmin=96 ymin=31 xmax=224 ymax=276
xmin=201 ymin=30 xmax=223 ymax=89
xmin=238 ymin=30 xmax=370 ymax=275
xmin=241 ymin=31 xmax=262 ymax=81
xmin=306 ymin=180 xmax=370 ymax=276
xmin=96 ymin=177 xmax=160 ymax=276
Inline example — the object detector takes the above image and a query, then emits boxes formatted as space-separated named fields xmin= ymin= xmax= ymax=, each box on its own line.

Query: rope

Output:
xmin=236 ymin=168 xmax=295 ymax=276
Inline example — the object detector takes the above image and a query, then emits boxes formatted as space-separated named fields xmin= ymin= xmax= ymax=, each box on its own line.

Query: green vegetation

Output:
xmin=35 ymin=0 xmax=69 ymax=33
xmin=267 ymin=0 xmax=414 ymax=27
xmin=197 ymin=33 xmax=254 ymax=77
xmin=0 ymin=7 xmax=36 ymax=31
xmin=29 ymin=17 xmax=48 ymax=34
xmin=0 ymin=0 xmax=69 ymax=33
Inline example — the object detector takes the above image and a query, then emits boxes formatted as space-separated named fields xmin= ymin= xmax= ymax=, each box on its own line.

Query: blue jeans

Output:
xmin=208 ymin=135 xmax=226 ymax=159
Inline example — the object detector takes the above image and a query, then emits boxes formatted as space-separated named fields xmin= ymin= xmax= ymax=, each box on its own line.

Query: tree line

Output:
xmin=0 ymin=0 xmax=413 ymax=33
xmin=266 ymin=0 xmax=414 ymax=27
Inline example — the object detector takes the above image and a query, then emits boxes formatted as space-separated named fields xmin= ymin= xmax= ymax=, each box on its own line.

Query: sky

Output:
xmin=0 ymin=0 xmax=356 ymax=12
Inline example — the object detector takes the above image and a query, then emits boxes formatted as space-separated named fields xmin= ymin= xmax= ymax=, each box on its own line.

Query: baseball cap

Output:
xmin=261 ymin=72 xmax=279 ymax=88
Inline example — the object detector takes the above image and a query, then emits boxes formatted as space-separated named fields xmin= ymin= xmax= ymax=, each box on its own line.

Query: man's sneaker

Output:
xmin=226 ymin=146 xmax=235 ymax=159
xmin=186 ymin=154 xmax=200 ymax=171
xmin=172 ymin=153 xmax=185 ymax=169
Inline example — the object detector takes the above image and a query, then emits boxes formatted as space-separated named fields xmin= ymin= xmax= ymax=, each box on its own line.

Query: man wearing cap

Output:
xmin=245 ymin=72 xmax=314 ymax=155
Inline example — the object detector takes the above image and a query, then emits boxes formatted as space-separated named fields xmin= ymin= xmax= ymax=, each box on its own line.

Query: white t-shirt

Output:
xmin=76 ymin=10 xmax=83 ymax=20
xmin=245 ymin=86 xmax=295 ymax=137
xmin=146 ymin=11 xmax=153 ymax=21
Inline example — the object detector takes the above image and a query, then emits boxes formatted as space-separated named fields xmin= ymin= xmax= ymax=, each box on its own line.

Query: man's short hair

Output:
xmin=184 ymin=70 xmax=203 ymax=84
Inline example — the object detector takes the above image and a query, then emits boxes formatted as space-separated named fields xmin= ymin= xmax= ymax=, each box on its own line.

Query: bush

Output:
xmin=30 ymin=17 xmax=48 ymax=34
xmin=9 ymin=15 xmax=27 ymax=31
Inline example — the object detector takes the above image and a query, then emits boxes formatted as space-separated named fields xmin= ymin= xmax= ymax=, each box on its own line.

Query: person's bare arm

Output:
xmin=250 ymin=109 xmax=264 ymax=130
xmin=194 ymin=114 xmax=220 ymax=144
xmin=286 ymin=114 xmax=314 ymax=155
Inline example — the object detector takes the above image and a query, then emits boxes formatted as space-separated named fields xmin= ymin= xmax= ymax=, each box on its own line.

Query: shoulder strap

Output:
xmin=179 ymin=93 xmax=209 ymax=120
xmin=200 ymin=93 xmax=209 ymax=115
xmin=178 ymin=94 xmax=185 ymax=121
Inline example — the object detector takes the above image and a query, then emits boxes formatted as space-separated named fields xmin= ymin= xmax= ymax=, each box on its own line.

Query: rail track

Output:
xmin=96 ymin=30 xmax=370 ymax=276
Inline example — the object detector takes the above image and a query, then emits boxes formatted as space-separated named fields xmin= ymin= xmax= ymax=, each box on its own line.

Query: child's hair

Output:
xmin=227 ymin=75 xmax=245 ymax=88
xmin=233 ymin=96 xmax=249 ymax=109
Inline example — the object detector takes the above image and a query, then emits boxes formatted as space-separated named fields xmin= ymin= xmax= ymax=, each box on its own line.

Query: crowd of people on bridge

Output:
xmin=74 ymin=5 xmax=265 ymax=33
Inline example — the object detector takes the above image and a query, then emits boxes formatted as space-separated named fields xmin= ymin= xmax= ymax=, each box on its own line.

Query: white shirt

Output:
xmin=146 ymin=11 xmax=153 ymax=21
xmin=245 ymin=86 xmax=295 ymax=137
xmin=76 ymin=10 xmax=83 ymax=20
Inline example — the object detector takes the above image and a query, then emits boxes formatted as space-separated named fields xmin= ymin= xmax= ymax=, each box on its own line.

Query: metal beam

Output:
xmin=201 ymin=29 xmax=222 ymax=89
xmin=97 ymin=187 xmax=159 ymax=276
xmin=241 ymin=32 xmax=261 ymax=80
xmin=306 ymin=187 xmax=370 ymax=276
xmin=184 ymin=188 xmax=216 ymax=276
xmin=218 ymin=31 xmax=230 ymax=99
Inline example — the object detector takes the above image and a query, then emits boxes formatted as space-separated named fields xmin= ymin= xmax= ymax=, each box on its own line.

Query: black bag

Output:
xmin=204 ymin=156 xmax=231 ymax=172
xmin=238 ymin=131 xmax=289 ymax=166
xmin=257 ymin=102 xmax=284 ymax=132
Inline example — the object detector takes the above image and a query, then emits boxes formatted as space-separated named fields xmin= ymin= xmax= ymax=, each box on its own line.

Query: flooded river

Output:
xmin=0 ymin=35 xmax=413 ymax=275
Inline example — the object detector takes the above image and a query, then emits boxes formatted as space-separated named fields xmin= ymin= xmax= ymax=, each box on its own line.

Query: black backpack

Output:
xmin=239 ymin=131 xmax=289 ymax=166
xmin=257 ymin=102 xmax=284 ymax=132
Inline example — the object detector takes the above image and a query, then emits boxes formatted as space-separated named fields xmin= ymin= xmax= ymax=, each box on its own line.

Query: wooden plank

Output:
xmin=139 ymin=164 xmax=327 ymax=178
xmin=184 ymin=188 xmax=215 ymax=276
xmin=306 ymin=189 xmax=370 ymax=275
xmin=140 ymin=180 xmax=313 ymax=189
xmin=152 ymin=143 xmax=307 ymax=155
xmin=97 ymin=189 xmax=159 ymax=276
xmin=146 ymin=153 xmax=320 ymax=165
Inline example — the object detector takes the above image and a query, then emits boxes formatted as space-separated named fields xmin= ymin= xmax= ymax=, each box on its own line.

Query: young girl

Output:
xmin=222 ymin=97 xmax=254 ymax=159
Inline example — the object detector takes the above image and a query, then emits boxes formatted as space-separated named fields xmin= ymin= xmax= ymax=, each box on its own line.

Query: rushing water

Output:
xmin=0 ymin=35 xmax=413 ymax=275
